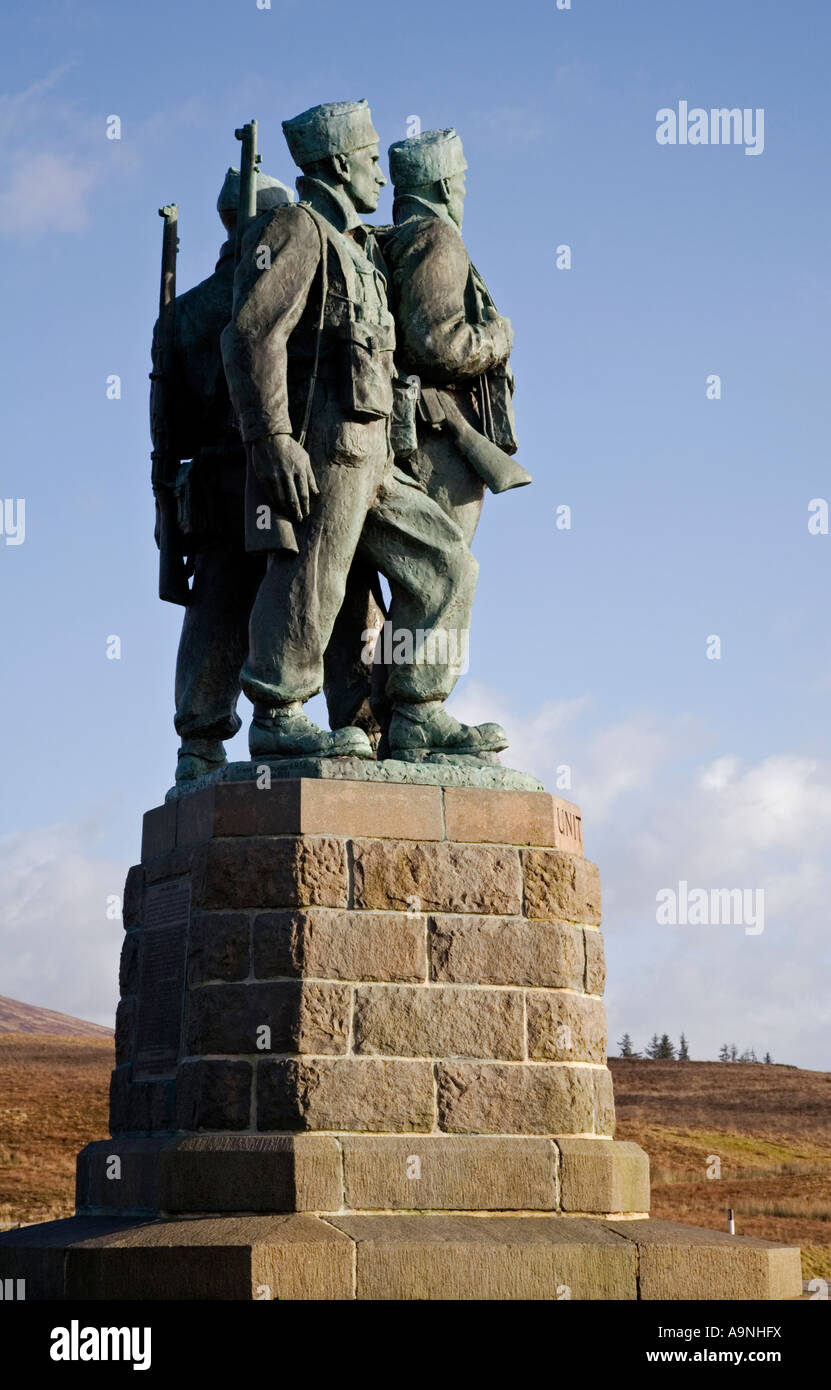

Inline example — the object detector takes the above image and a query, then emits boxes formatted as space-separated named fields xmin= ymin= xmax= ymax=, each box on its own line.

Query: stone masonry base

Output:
xmin=0 ymin=779 xmax=801 ymax=1299
xmin=0 ymin=1214 xmax=802 ymax=1300
xmin=75 ymin=1134 xmax=650 ymax=1218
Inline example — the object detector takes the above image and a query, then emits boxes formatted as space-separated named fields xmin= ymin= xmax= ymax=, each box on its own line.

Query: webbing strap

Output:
xmin=296 ymin=205 xmax=329 ymax=449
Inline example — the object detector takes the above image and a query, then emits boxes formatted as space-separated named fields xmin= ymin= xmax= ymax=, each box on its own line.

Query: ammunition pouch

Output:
xmin=338 ymin=320 xmax=394 ymax=420
xmin=417 ymin=388 xmax=448 ymax=429
xmin=390 ymin=374 xmax=419 ymax=458
xmin=174 ymin=446 xmax=245 ymax=550
xmin=486 ymin=368 xmax=519 ymax=454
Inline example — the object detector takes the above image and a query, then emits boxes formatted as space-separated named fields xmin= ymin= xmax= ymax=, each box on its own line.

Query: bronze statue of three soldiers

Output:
xmin=150 ymin=102 xmax=529 ymax=785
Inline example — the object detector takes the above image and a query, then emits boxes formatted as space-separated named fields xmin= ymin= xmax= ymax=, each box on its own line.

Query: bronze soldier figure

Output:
xmin=382 ymin=128 xmax=527 ymax=545
xmin=355 ymin=128 xmax=530 ymax=746
xmin=149 ymin=168 xmax=292 ymax=784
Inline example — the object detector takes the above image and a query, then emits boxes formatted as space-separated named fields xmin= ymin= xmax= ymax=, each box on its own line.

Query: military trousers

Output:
xmin=241 ymin=385 xmax=478 ymax=712
xmin=174 ymin=537 xmax=266 ymax=742
xmin=323 ymin=392 xmax=487 ymax=733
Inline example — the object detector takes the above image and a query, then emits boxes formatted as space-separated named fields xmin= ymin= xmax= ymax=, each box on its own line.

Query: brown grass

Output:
xmin=611 ymin=1059 xmax=831 ymax=1279
xmin=0 ymin=1032 xmax=112 ymax=1226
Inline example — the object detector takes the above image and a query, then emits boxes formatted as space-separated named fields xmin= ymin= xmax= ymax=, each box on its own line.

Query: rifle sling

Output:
xmin=296 ymin=205 xmax=329 ymax=449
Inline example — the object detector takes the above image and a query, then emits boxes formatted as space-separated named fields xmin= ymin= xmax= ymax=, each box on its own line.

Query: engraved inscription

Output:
xmin=133 ymin=877 xmax=190 ymax=1079
xmin=553 ymin=799 xmax=583 ymax=855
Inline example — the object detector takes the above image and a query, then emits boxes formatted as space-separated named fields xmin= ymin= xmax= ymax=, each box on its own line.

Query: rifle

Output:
xmin=235 ymin=120 xmax=260 ymax=257
xmin=470 ymin=261 xmax=521 ymax=463
xmin=234 ymin=120 xmax=299 ymax=554
xmin=150 ymin=203 xmax=190 ymax=605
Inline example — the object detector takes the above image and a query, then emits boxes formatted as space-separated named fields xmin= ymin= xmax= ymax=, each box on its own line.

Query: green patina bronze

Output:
xmin=151 ymin=104 xmax=533 ymax=790
xmin=150 ymin=165 xmax=293 ymax=784
xmin=383 ymin=127 xmax=529 ymax=539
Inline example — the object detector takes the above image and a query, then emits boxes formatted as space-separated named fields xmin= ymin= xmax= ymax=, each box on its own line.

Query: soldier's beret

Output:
xmin=217 ymin=168 xmax=294 ymax=213
xmin=388 ymin=129 xmax=467 ymax=188
xmin=282 ymin=100 xmax=379 ymax=167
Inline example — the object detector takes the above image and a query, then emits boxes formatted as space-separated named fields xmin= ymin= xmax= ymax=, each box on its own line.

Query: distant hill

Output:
xmin=0 ymin=994 xmax=113 ymax=1038
xmin=610 ymin=1057 xmax=831 ymax=1139
xmin=611 ymin=1058 xmax=831 ymax=1279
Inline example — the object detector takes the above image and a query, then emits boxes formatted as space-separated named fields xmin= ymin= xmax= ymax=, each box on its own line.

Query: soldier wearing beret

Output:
xmin=150 ymin=168 xmax=294 ymax=784
xmin=221 ymin=100 xmax=507 ymax=761
xmin=382 ymin=128 xmax=520 ymax=546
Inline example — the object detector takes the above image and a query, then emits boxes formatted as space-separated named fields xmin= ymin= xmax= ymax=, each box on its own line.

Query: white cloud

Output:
xmin=0 ymin=69 xmax=210 ymax=237
xmin=637 ymin=752 xmax=831 ymax=875
xmin=0 ymin=152 xmax=96 ymax=232
xmin=0 ymin=67 xmax=104 ymax=235
xmin=450 ymin=681 xmax=689 ymax=818
xmin=603 ymin=750 xmax=831 ymax=1070
xmin=0 ymin=821 xmax=125 ymax=1027
xmin=452 ymin=681 xmax=831 ymax=1070
xmin=574 ymin=715 xmax=689 ymax=821
xmin=449 ymin=679 xmax=590 ymax=781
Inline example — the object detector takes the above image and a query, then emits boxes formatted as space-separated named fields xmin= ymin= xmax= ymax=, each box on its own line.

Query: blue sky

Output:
xmin=1 ymin=0 xmax=829 ymax=1067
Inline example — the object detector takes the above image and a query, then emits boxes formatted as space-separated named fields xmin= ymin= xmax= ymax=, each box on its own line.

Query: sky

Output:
xmin=1 ymin=0 xmax=829 ymax=1068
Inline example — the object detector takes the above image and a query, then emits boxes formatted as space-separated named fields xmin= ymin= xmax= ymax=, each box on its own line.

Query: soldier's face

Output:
xmin=342 ymin=144 xmax=386 ymax=213
xmin=445 ymin=171 xmax=466 ymax=229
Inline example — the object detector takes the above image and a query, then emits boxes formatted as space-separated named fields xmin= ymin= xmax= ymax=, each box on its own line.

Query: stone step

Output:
xmin=75 ymin=1134 xmax=650 ymax=1217
xmin=0 ymin=1214 xmax=802 ymax=1301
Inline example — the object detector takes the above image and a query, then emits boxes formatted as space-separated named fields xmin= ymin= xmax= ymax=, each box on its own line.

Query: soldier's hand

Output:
xmin=250 ymin=433 xmax=320 ymax=524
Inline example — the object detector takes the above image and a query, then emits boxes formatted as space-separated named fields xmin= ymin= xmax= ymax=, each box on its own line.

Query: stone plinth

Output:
xmin=95 ymin=778 xmax=636 ymax=1217
xmin=0 ymin=778 xmax=802 ymax=1299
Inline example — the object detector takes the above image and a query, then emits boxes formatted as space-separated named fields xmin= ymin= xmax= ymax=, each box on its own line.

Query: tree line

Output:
xmin=617 ymin=1033 xmax=774 ymax=1063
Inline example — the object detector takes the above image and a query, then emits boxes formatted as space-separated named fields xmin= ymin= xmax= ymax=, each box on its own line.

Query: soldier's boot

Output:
xmin=175 ymin=737 xmax=227 ymax=784
xmin=249 ymin=702 xmax=373 ymax=759
xmin=388 ymin=700 xmax=508 ymax=758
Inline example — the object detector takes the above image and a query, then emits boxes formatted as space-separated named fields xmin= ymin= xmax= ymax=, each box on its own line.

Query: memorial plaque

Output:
xmin=133 ymin=877 xmax=191 ymax=1079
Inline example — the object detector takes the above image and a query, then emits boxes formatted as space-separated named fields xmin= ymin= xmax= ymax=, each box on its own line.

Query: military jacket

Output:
xmin=222 ymin=178 xmax=395 ymax=445
xmin=379 ymin=200 xmax=511 ymax=384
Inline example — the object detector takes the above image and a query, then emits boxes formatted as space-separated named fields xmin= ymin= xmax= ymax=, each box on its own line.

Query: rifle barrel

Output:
xmin=158 ymin=204 xmax=178 ymax=316
xmin=234 ymin=121 xmax=261 ymax=260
